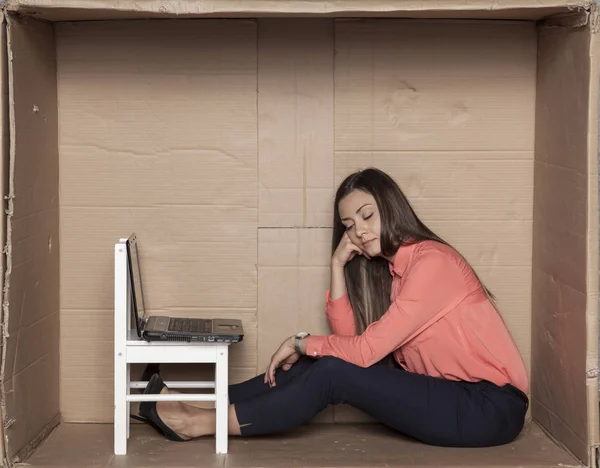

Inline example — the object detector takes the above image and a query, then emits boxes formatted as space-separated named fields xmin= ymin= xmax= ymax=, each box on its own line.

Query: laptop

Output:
xmin=126 ymin=233 xmax=244 ymax=343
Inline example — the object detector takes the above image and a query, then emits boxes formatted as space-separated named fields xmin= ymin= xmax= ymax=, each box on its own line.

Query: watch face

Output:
xmin=297 ymin=332 xmax=308 ymax=338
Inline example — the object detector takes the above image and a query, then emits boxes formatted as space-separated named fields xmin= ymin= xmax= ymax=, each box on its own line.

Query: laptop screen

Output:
xmin=126 ymin=234 xmax=147 ymax=337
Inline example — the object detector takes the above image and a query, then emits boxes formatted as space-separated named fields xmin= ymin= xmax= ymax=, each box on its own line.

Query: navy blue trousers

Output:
xmin=230 ymin=356 xmax=528 ymax=447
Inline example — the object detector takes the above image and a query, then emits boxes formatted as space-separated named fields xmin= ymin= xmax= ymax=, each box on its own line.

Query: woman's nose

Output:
xmin=355 ymin=221 xmax=367 ymax=237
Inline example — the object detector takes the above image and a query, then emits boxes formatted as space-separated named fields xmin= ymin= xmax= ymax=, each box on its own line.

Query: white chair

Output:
xmin=114 ymin=238 xmax=230 ymax=455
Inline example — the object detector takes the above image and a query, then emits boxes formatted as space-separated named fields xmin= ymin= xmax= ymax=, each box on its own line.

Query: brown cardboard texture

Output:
xmin=56 ymin=18 xmax=258 ymax=424
xmin=0 ymin=1 xmax=599 ymax=467
xmin=2 ymin=12 xmax=60 ymax=466
xmin=3 ymin=0 xmax=595 ymax=21
xmin=258 ymin=19 xmax=334 ymax=229
xmin=22 ymin=422 xmax=582 ymax=468
xmin=531 ymin=19 xmax=599 ymax=464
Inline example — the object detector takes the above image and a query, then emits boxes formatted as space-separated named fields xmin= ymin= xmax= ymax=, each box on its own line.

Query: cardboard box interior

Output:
xmin=0 ymin=0 xmax=598 ymax=467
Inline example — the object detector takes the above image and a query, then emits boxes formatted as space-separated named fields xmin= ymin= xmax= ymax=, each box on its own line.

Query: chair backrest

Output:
xmin=115 ymin=238 xmax=132 ymax=345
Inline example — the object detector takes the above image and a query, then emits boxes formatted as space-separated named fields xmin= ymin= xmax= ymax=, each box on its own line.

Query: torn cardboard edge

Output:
xmin=0 ymin=9 xmax=7 ymax=468
xmin=540 ymin=8 xmax=592 ymax=28
xmin=0 ymin=10 xmax=12 ymax=468
xmin=585 ymin=6 xmax=600 ymax=464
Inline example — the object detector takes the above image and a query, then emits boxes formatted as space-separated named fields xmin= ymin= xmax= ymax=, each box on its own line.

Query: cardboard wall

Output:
xmin=56 ymin=19 xmax=258 ymax=422
xmin=55 ymin=18 xmax=538 ymax=425
xmin=332 ymin=18 xmax=537 ymax=422
xmin=258 ymin=19 xmax=334 ymax=229
xmin=256 ymin=19 xmax=335 ymax=423
xmin=3 ymin=15 xmax=60 ymax=462
xmin=531 ymin=18 xmax=598 ymax=464
xmin=332 ymin=19 xmax=537 ymax=346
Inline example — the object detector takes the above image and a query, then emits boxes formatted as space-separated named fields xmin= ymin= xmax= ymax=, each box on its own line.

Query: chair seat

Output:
xmin=125 ymin=330 xmax=231 ymax=363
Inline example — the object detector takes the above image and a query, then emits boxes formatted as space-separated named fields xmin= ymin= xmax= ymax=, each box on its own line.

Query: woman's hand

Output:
xmin=265 ymin=336 xmax=300 ymax=387
xmin=332 ymin=232 xmax=370 ymax=268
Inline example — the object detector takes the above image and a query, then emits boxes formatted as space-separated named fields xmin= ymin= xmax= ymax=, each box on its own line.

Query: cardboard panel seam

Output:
xmin=338 ymin=150 xmax=532 ymax=154
xmin=6 ymin=347 xmax=56 ymax=382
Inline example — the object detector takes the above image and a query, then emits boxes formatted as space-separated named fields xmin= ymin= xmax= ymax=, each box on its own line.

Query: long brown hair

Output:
xmin=332 ymin=168 xmax=494 ymax=341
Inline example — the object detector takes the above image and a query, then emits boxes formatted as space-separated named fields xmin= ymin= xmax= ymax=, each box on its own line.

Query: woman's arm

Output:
xmin=329 ymin=264 xmax=347 ymax=300
xmin=326 ymin=232 xmax=365 ymax=337
xmin=326 ymin=264 xmax=357 ymax=336
xmin=304 ymin=247 xmax=465 ymax=367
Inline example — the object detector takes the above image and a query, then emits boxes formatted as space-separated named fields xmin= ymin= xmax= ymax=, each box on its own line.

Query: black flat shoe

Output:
xmin=133 ymin=373 xmax=190 ymax=442
xmin=140 ymin=363 xmax=161 ymax=383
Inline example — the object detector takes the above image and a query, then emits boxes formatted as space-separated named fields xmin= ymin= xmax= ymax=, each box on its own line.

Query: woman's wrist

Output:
xmin=291 ymin=335 xmax=309 ymax=355
xmin=298 ymin=336 xmax=308 ymax=354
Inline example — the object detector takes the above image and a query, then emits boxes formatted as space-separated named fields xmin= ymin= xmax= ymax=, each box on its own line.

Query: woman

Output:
xmin=137 ymin=167 xmax=529 ymax=447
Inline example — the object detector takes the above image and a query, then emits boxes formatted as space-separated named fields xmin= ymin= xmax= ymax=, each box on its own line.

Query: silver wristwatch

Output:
xmin=295 ymin=332 xmax=310 ymax=354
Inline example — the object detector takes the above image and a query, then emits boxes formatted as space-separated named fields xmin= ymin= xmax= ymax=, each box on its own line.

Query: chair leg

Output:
xmin=126 ymin=363 xmax=131 ymax=439
xmin=215 ymin=346 xmax=229 ymax=454
xmin=114 ymin=354 xmax=128 ymax=454
xmin=114 ymin=241 xmax=129 ymax=454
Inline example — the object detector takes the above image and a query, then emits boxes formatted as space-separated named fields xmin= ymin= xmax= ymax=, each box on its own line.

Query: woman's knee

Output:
xmin=304 ymin=357 xmax=360 ymax=406
xmin=311 ymin=356 xmax=353 ymax=375
xmin=300 ymin=357 xmax=358 ymax=389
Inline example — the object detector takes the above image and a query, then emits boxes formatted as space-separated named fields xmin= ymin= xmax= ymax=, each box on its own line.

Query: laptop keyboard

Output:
xmin=168 ymin=318 xmax=211 ymax=334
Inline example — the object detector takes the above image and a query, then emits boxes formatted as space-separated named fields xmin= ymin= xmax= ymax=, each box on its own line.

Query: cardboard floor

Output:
xmin=19 ymin=421 xmax=578 ymax=468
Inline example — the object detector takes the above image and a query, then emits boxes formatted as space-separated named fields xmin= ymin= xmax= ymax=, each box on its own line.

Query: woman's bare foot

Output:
xmin=156 ymin=386 xmax=215 ymax=439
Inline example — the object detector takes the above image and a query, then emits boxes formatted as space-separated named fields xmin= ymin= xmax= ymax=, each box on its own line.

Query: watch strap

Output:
xmin=295 ymin=333 xmax=310 ymax=354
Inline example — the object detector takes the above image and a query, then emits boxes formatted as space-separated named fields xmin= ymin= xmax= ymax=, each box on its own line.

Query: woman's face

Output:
xmin=338 ymin=190 xmax=382 ymax=257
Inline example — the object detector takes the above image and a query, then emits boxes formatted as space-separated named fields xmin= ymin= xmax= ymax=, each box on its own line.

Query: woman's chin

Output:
xmin=367 ymin=243 xmax=382 ymax=257
xmin=365 ymin=248 xmax=381 ymax=258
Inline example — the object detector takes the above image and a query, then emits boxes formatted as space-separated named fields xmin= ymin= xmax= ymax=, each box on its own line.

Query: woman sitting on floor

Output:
xmin=138 ymin=167 xmax=529 ymax=448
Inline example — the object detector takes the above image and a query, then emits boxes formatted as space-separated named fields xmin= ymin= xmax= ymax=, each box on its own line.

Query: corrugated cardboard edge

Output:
xmin=581 ymin=5 xmax=600 ymax=466
xmin=0 ymin=10 xmax=7 ymax=468
xmin=0 ymin=9 xmax=13 ymax=468
xmin=3 ymin=0 xmax=595 ymax=14
xmin=1 ymin=0 xmax=596 ymax=21
xmin=587 ymin=4 xmax=600 ymax=467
